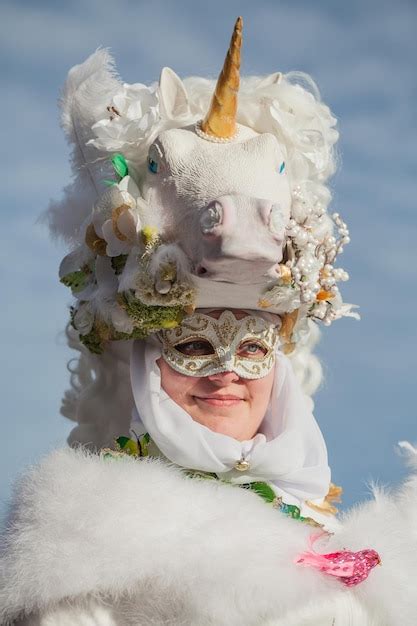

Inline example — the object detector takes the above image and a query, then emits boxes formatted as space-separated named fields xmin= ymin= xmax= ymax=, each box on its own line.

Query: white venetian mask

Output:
xmin=159 ymin=310 xmax=279 ymax=379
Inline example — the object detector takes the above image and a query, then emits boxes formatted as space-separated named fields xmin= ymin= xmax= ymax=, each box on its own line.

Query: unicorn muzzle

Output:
xmin=196 ymin=195 xmax=287 ymax=282
xmin=200 ymin=195 xmax=286 ymax=238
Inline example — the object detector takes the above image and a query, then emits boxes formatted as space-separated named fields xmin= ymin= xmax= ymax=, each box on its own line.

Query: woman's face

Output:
xmin=157 ymin=310 xmax=275 ymax=441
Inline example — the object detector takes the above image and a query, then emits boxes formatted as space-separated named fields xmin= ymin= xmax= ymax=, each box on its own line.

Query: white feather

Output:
xmin=43 ymin=49 xmax=122 ymax=245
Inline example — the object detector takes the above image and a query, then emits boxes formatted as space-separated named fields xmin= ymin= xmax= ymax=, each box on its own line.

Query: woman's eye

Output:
xmin=238 ymin=341 xmax=267 ymax=358
xmin=175 ymin=340 xmax=215 ymax=356
xmin=148 ymin=156 xmax=159 ymax=174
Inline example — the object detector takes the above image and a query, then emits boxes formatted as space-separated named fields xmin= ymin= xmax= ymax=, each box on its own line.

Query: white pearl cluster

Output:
xmin=278 ymin=186 xmax=351 ymax=326
xmin=195 ymin=120 xmax=240 ymax=143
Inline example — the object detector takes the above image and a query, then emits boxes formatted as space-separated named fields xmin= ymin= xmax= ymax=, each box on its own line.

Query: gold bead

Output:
xmin=234 ymin=459 xmax=250 ymax=472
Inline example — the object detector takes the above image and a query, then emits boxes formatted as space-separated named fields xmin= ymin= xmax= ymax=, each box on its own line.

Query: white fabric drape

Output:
xmin=130 ymin=338 xmax=330 ymax=505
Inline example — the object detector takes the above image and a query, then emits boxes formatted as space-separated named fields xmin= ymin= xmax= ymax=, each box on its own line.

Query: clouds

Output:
xmin=1 ymin=0 xmax=416 ymax=513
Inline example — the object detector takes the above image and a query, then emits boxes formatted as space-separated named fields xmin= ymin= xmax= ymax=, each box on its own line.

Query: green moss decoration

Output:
xmin=120 ymin=290 xmax=185 ymax=333
xmin=71 ymin=294 xmax=185 ymax=354
xmin=69 ymin=281 xmax=190 ymax=353
xmin=78 ymin=324 xmax=107 ymax=354
xmin=111 ymin=254 xmax=128 ymax=275
xmin=60 ymin=269 xmax=90 ymax=294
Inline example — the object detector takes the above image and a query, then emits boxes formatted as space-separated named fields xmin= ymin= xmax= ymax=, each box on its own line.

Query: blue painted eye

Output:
xmin=279 ymin=161 xmax=286 ymax=174
xmin=148 ymin=157 xmax=159 ymax=174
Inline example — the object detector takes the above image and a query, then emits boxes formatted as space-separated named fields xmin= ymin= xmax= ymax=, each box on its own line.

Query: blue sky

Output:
xmin=1 ymin=0 xmax=416 ymax=514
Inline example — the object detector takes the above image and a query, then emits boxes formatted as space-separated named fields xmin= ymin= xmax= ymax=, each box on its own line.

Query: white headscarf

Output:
xmin=130 ymin=335 xmax=330 ymax=505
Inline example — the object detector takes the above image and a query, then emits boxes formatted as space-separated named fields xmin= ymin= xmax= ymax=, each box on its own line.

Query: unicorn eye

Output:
xmin=148 ymin=156 xmax=159 ymax=174
xmin=147 ymin=143 xmax=164 ymax=174
xmin=279 ymin=161 xmax=286 ymax=174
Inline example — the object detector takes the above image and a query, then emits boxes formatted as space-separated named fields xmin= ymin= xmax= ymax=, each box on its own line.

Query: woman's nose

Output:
xmin=206 ymin=370 xmax=240 ymax=384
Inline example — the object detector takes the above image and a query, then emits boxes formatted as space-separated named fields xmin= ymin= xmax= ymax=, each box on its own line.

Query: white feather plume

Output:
xmin=44 ymin=48 xmax=122 ymax=245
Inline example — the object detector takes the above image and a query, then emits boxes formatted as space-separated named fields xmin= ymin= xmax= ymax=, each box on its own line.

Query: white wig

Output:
xmin=48 ymin=50 xmax=336 ymax=447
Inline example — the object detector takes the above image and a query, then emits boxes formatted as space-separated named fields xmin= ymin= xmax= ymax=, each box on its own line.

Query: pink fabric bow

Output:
xmin=295 ymin=532 xmax=381 ymax=587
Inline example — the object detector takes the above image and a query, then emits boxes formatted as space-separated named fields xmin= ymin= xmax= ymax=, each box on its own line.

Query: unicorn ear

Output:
xmin=159 ymin=67 xmax=190 ymax=119
xmin=257 ymin=72 xmax=283 ymax=88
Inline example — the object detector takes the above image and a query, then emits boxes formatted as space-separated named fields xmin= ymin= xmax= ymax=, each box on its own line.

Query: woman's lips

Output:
xmin=194 ymin=395 xmax=244 ymax=407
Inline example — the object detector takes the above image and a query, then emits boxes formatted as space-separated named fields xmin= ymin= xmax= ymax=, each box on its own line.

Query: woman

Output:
xmin=1 ymin=307 xmax=414 ymax=625
xmin=0 ymin=308 xmax=366 ymax=624
xmin=1 ymin=17 xmax=416 ymax=626
xmin=129 ymin=308 xmax=332 ymax=523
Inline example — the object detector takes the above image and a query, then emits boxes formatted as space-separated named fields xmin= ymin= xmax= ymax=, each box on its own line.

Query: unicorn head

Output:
xmin=53 ymin=17 xmax=356 ymax=355
xmin=142 ymin=18 xmax=291 ymax=285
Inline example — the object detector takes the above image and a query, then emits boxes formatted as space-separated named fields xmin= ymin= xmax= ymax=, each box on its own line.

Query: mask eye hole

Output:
xmin=175 ymin=339 xmax=215 ymax=356
xmin=237 ymin=340 xmax=268 ymax=359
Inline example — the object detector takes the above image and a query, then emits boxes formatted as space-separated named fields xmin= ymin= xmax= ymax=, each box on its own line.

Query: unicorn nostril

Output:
xmin=200 ymin=201 xmax=223 ymax=234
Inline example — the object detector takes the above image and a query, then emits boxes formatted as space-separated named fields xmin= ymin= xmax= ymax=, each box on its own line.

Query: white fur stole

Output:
xmin=1 ymin=447 xmax=416 ymax=625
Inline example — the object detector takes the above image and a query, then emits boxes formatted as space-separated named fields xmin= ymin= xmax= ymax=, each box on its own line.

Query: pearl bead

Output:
xmin=302 ymin=289 xmax=313 ymax=302
xmin=195 ymin=120 xmax=240 ymax=143
xmin=295 ymin=231 xmax=308 ymax=246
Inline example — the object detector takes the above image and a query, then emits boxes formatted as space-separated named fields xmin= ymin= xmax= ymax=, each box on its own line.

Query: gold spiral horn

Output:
xmin=201 ymin=16 xmax=242 ymax=139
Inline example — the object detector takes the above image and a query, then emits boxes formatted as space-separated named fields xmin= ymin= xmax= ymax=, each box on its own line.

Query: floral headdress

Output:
xmin=52 ymin=18 xmax=358 ymax=355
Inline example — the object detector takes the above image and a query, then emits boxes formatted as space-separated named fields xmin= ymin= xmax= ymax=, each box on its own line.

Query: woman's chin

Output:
xmin=190 ymin=407 xmax=253 ymax=439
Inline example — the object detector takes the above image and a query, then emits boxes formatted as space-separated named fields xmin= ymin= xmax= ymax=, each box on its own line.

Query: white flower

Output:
xmin=108 ymin=303 xmax=134 ymax=335
xmin=89 ymin=83 xmax=160 ymax=160
xmin=59 ymin=246 xmax=96 ymax=300
xmin=95 ymin=255 xmax=118 ymax=297
xmin=75 ymin=256 xmax=134 ymax=334
xmin=97 ymin=298 xmax=135 ymax=335
xmin=263 ymin=284 xmax=301 ymax=312
xmin=92 ymin=179 xmax=142 ymax=257
xmin=73 ymin=302 xmax=94 ymax=336
xmin=101 ymin=206 xmax=140 ymax=257
xmin=59 ymin=246 xmax=92 ymax=280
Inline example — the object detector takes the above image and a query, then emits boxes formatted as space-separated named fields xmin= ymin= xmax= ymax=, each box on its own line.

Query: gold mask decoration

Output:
xmin=159 ymin=310 xmax=278 ymax=379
